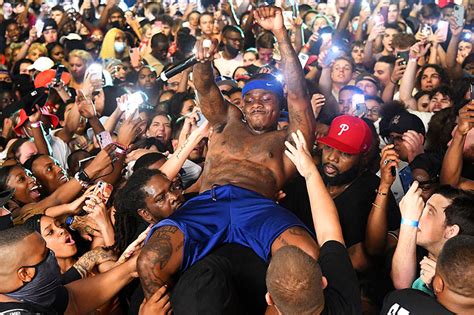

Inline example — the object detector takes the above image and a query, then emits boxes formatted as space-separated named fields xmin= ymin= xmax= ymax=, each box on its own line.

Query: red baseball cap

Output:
xmin=318 ymin=115 xmax=373 ymax=155
xmin=14 ymin=107 xmax=60 ymax=136
xmin=34 ymin=69 xmax=71 ymax=88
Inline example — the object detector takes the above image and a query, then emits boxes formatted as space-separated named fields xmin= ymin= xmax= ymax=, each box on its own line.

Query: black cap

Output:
xmin=42 ymin=18 xmax=58 ymax=32
xmin=383 ymin=111 xmax=426 ymax=137
xmin=21 ymin=87 xmax=49 ymax=116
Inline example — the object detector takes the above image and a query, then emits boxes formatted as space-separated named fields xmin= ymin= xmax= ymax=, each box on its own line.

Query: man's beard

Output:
xmin=318 ymin=163 xmax=360 ymax=187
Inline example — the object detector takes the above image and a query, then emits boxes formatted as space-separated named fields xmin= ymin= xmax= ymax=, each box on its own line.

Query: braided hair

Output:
xmin=113 ymin=168 xmax=164 ymax=253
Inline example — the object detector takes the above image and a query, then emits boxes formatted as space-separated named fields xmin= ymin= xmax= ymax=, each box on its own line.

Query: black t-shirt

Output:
xmin=0 ymin=285 xmax=69 ymax=315
xmin=320 ymin=241 xmax=362 ymax=315
xmin=283 ymin=171 xmax=400 ymax=248
xmin=380 ymin=289 xmax=454 ymax=315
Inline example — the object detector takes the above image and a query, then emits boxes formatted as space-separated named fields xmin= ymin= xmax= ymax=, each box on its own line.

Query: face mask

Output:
xmin=5 ymin=250 xmax=62 ymax=308
xmin=226 ymin=43 xmax=240 ymax=56
xmin=114 ymin=42 xmax=126 ymax=54
xmin=352 ymin=21 xmax=359 ymax=32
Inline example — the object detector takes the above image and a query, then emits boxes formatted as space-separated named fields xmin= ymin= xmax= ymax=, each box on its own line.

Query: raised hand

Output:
xmin=84 ymin=144 xmax=115 ymax=177
xmin=116 ymin=225 xmax=151 ymax=265
xmin=380 ymin=144 xmax=399 ymax=188
xmin=391 ymin=59 xmax=407 ymax=83
xmin=28 ymin=105 xmax=42 ymax=123
xmin=139 ymin=285 xmax=172 ymax=315
xmin=117 ymin=114 xmax=146 ymax=147
xmin=402 ymin=130 xmax=424 ymax=163
xmin=194 ymin=38 xmax=219 ymax=63
xmin=284 ymin=130 xmax=316 ymax=179
xmin=419 ymin=256 xmax=436 ymax=287
xmin=310 ymin=93 xmax=325 ymax=119
xmin=399 ymin=181 xmax=424 ymax=222
xmin=409 ymin=41 xmax=431 ymax=60
xmin=253 ymin=6 xmax=284 ymax=33
xmin=456 ymin=101 xmax=474 ymax=136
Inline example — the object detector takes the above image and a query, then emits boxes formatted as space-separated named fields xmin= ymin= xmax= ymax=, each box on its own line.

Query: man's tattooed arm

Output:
xmin=137 ymin=226 xmax=184 ymax=299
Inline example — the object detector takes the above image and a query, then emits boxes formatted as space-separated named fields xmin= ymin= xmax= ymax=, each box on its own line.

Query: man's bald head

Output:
xmin=266 ymin=246 xmax=325 ymax=315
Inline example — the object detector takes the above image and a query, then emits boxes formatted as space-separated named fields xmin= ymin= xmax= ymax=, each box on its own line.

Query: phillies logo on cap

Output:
xmin=338 ymin=123 xmax=349 ymax=136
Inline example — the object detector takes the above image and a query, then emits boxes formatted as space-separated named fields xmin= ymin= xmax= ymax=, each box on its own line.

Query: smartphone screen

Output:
xmin=437 ymin=20 xmax=449 ymax=43
xmin=454 ymin=5 xmax=465 ymax=27
xmin=92 ymin=180 xmax=113 ymax=204
xmin=397 ymin=51 xmax=409 ymax=65
xmin=399 ymin=166 xmax=413 ymax=194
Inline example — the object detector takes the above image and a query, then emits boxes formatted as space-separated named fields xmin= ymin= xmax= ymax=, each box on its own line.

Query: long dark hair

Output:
xmin=113 ymin=168 xmax=164 ymax=253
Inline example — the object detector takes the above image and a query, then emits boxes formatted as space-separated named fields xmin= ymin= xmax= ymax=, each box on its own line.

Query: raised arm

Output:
xmin=160 ymin=120 xmax=208 ymax=180
xmin=192 ymin=39 xmax=229 ymax=126
xmin=365 ymin=145 xmax=398 ymax=256
xmin=440 ymin=102 xmax=474 ymax=187
xmin=445 ymin=16 xmax=464 ymax=80
xmin=253 ymin=7 xmax=315 ymax=141
xmin=400 ymin=42 xmax=429 ymax=110
xmin=391 ymin=182 xmax=425 ymax=289
xmin=284 ymin=130 xmax=344 ymax=246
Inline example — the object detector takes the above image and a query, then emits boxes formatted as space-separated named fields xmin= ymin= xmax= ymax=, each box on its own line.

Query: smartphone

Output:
xmin=86 ymin=63 xmax=102 ymax=82
xmin=55 ymin=65 xmax=65 ymax=84
xmin=120 ymin=92 xmax=145 ymax=120
xmin=298 ymin=52 xmax=309 ymax=67
xmin=352 ymin=94 xmax=366 ymax=116
xmin=374 ymin=14 xmax=384 ymax=26
xmin=399 ymin=166 xmax=413 ymax=194
xmin=454 ymin=4 xmax=465 ymax=27
xmin=437 ymin=20 xmax=449 ymax=43
xmin=196 ymin=111 xmax=207 ymax=127
xmin=397 ymin=51 xmax=409 ymax=65
xmin=324 ymin=46 xmax=342 ymax=65
xmin=96 ymin=131 xmax=113 ymax=149
xmin=470 ymin=83 xmax=474 ymax=100
xmin=421 ymin=24 xmax=432 ymax=37
xmin=78 ymin=155 xmax=95 ymax=169
xmin=35 ymin=18 xmax=44 ymax=37
xmin=283 ymin=11 xmax=293 ymax=29
xmin=380 ymin=6 xmax=389 ymax=24
xmin=92 ymin=180 xmax=114 ymax=204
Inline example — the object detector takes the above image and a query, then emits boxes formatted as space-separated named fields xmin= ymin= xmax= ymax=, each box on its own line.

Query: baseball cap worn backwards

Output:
xmin=318 ymin=115 xmax=373 ymax=155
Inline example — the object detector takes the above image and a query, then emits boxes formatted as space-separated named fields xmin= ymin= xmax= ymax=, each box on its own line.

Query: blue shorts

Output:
xmin=146 ymin=185 xmax=310 ymax=271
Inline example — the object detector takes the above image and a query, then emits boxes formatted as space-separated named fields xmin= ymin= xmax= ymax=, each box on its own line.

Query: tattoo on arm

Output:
xmin=138 ymin=226 xmax=179 ymax=299
xmin=175 ymin=138 xmax=190 ymax=160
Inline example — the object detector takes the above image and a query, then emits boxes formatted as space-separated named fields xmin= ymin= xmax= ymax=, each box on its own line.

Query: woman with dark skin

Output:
xmin=25 ymin=154 xmax=69 ymax=194
xmin=25 ymin=213 xmax=147 ymax=315
xmin=0 ymin=146 xmax=113 ymax=224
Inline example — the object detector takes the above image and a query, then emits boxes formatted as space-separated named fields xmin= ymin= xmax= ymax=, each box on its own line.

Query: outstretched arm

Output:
xmin=284 ymin=131 xmax=344 ymax=246
xmin=193 ymin=39 xmax=229 ymax=126
xmin=253 ymin=7 xmax=315 ymax=143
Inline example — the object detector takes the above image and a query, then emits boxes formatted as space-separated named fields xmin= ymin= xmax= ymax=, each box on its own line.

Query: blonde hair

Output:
xmin=68 ymin=49 xmax=93 ymax=67
xmin=28 ymin=42 xmax=47 ymax=55
xmin=100 ymin=28 xmax=130 ymax=60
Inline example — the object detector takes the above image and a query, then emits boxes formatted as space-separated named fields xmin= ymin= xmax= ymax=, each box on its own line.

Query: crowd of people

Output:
xmin=0 ymin=0 xmax=473 ymax=314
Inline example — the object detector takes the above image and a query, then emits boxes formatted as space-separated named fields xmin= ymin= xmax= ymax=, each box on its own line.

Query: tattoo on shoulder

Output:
xmin=147 ymin=226 xmax=179 ymax=270
xmin=288 ymin=227 xmax=306 ymax=236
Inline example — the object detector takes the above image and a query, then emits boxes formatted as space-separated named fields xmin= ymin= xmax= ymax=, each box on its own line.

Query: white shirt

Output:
xmin=214 ymin=52 xmax=244 ymax=78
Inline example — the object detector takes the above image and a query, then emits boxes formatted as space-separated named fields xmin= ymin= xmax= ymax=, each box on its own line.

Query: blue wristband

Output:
xmin=401 ymin=218 xmax=419 ymax=227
